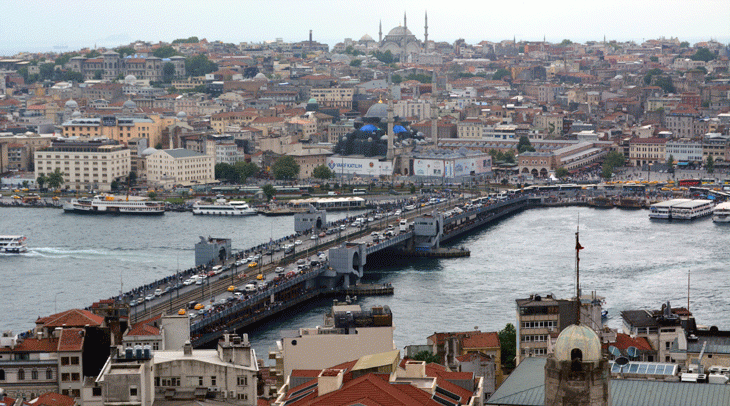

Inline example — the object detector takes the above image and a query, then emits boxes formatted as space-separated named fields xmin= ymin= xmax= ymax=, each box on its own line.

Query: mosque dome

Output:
xmin=141 ymin=147 xmax=158 ymax=156
xmin=123 ymin=99 xmax=137 ymax=110
xmin=71 ymin=111 xmax=82 ymax=118
xmin=365 ymin=102 xmax=387 ymax=119
xmin=380 ymin=135 xmax=389 ymax=141
xmin=65 ymin=99 xmax=78 ymax=109
xmin=176 ymin=111 xmax=187 ymax=119
xmin=124 ymin=74 xmax=137 ymax=84
xmin=254 ymin=72 xmax=268 ymax=80
xmin=360 ymin=34 xmax=374 ymax=42
xmin=553 ymin=324 xmax=602 ymax=362
xmin=308 ymin=98 xmax=317 ymax=105
xmin=387 ymin=26 xmax=413 ymax=37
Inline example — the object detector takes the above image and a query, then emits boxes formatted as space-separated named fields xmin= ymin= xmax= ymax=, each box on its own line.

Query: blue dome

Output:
xmin=393 ymin=125 xmax=407 ymax=133
xmin=360 ymin=124 xmax=378 ymax=132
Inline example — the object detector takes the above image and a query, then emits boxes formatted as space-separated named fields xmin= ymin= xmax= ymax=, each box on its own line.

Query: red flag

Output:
xmin=576 ymin=241 xmax=584 ymax=250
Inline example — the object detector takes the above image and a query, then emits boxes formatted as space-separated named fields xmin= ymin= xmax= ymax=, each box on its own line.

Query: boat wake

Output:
xmin=24 ymin=247 xmax=109 ymax=258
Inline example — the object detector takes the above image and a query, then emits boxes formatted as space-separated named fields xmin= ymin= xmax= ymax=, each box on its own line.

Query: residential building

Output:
xmin=664 ymin=110 xmax=701 ymax=138
xmin=309 ymin=88 xmax=354 ymax=109
xmin=145 ymin=148 xmax=214 ymax=189
xmin=61 ymin=115 xmax=176 ymax=150
xmin=426 ymin=330 xmax=502 ymax=392
xmin=665 ymin=140 xmax=704 ymax=164
xmin=458 ymin=118 xmax=488 ymax=139
xmin=629 ymin=137 xmax=668 ymax=166
xmin=327 ymin=121 xmax=355 ymax=144
xmin=621 ymin=302 xmax=690 ymax=363
xmin=34 ymin=139 xmax=131 ymax=192
xmin=702 ymin=133 xmax=730 ymax=163
xmin=286 ymin=148 xmax=333 ymax=179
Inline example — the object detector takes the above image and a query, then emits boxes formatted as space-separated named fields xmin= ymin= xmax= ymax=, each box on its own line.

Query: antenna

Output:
xmin=575 ymin=215 xmax=584 ymax=324
xmin=687 ymin=269 xmax=690 ymax=312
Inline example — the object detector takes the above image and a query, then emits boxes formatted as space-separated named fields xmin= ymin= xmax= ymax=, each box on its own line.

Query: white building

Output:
xmin=665 ymin=140 xmax=704 ymax=164
xmin=215 ymin=141 xmax=243 ymax=165
xmin=34 ymin=138 xmax=131 ymax=192
xmin=146 ymin=148 xmax=215 ymax=189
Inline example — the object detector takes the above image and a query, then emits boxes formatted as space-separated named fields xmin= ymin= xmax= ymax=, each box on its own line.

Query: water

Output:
xmin=2 ymin=206 xmax=728 ymax=364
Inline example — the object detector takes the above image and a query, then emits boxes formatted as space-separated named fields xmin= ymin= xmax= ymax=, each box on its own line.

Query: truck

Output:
xmin=399 ymin=219 xmax=410 ymax=232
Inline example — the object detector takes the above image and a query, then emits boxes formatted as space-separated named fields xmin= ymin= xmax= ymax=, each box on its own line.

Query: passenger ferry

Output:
xmin=670 ymin=200 xmax=714 ymax=220
xmin=192 ymin=199 xmax=256 ymax=216
xmin=63 ymin=195 xmax=165 ymax=215
xmin=712 ymin=202 xmax=730 ymax=223
xmin=0 ymin=235 xmax=28 ymax=253
xmin=649 ymin=199 xmax=692 ymax=220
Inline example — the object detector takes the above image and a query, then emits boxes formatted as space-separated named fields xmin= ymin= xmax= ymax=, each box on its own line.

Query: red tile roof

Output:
xmin=57 ymin=328 xmax=84 ymax=352
xmin=461 ymin=332 xmax=499 ymax=349
xmin=37 ymin=309 xmax=104 ymax=328
xmin=603 ymin=333 xmax=653 ymax=351
xmin=30 ymin=392 xmax=75 ymax=406
xmin=1 ymin=337 xmax=58 ymax=353
xmin=126 ymin=323 xmax=160 ymax=337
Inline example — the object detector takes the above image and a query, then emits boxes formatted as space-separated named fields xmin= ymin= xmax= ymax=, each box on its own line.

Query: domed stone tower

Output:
xmin=545 ymin=324 xmax=610 ymax=406
xmin=122 ymin=99 xmax=137 ymax=114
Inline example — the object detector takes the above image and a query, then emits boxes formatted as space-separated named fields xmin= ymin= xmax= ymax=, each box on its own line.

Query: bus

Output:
xmin=678 ymin=179 xmax=701 ymax=187
xmin=352 ymin=189 xmax=367 ymax=195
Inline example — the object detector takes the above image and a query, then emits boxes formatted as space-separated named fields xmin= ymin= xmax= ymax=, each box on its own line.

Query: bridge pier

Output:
xmin=328 ymin=242 xmax=367 ymax=288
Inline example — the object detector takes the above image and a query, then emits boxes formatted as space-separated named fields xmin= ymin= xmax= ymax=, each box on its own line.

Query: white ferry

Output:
xmin=0 ymin=235 xmax=28 ymax=253
xmin=63 ymin=195 xmax=165 ymax=215
xmin=713 ymin=202 xmax=730 ymax=223
xmin=649 ymin=199 xmax=692 ymax=220
xmin=192 ymin=199 xmax=256 ymax=216
xmin=670 ymin=200 xmax=714 ymax=220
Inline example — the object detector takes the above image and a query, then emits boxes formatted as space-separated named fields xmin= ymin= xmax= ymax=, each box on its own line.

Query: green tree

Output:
xmin=349 ymin=59 xmax=362 ymax=67
xmin=392 ymin=74 xmax=402 ymax=84
xmin=234 ymin=161 xmax=259 ymax=182
xmin=492 ymin=68 xmax=511 ymax=81
xmin=185 ymin=54 xmax=218 ymax=77
xmin=214 ymin=163 xmax=239 ymax=183
xmin=93 ymin=70 xmax=104 ymax=80
xmin=680 ymin=41 xmax=690 ymax=48
xmin=36 ymin=174 xmax=48 ymax=191
xmin=555 ymin=167 xmax=569 ymax=179
xmin=312 ymin=165 xmax=334 ymax=180
xmin=691 ymin=47 xmax=715 ymax=62
xmin=650 ymin=56 xmax=659 ymax=62
xmin=172 ymin=36 xmax=199 ymax=44
xmin=153 ymin=46 xmax=178 ymax=58
xmin=372 ymin=50 xmax=394 ymax=64
xmin=115 ymin=47 xmax=135 ymax=58
xmin=111 ymin=180 xmax=120 ymax=190
xmin=667 ymin=154 xmax=675 ymax=174
xmin=560 ymin=39 xmax=573 ymax=46
xmin=706 ymin=154 xmax=715 ymax=174
xmin=499 ymin=323 xmax=516 ymax=372
xmin=643 ymin=68 xmax=663 ymax=85
xmin=405 ymin=73 xmax=432 ymax=84
xmin=262 ymin=184 xmax=276 ymax=201
xmin=412 ymin=351 xmax=440 ymax=364
xmin=55 ymin=53 xmax=78 ymax=67
xmin=604 ymin=151 xmax=626 ymax=168
xmin=63 ymin=71 xmax=84 ymax=82
xmin=148 ymin=191 xmax=158 ymax=200
xmin=516 ymin=136 xmax=535 ymax=153
xmin=601 ymin=162 xmax=614 ymax=179
xmin=504 ymin=150 xmax=516 ymax=164
xmin=47 ymin=169 xmax=65 ymax=189
xmin=162 ymin=62 xmax=176 ymax=82
xmin=84 ymin=50 xmax=101 ymax=58
xmin=39 ymin=63 xmax=55 ymax=80
xmin=653 ymin=76 xmax=675 ymax=93
xmin=272 ymin=156 xmax=300 ymax=180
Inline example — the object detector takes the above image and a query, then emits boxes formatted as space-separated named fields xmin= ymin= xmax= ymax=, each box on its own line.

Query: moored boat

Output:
xmin=588 ymin=196 xmax=614 ymax=208
xmin=616 ymin=197 xmax=644 ymax=209
xmin=192 ymin=199 xmax=256 ymax=216
xmin=63 ymin=194 xmax=165 ymax=215
xmin=713 ymin=202 xmax=730 ymax=223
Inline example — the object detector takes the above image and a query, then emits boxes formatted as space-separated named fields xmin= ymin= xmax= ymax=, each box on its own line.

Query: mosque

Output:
xmin=350 ymin=12 xmax=429 ymax=62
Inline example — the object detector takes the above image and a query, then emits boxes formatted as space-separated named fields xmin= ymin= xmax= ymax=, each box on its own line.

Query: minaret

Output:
xmin=386 ymin=74 xmax=395 ymax=160
xmin=430 ymin=70 xmax=438 ymax=145
xmin=404 ymin=11 xmax=407 ymax=30
xmin=424 ymin=11 xmax=428 ymax=52
xmin=379 ymin=20 xmax=382 ymax=43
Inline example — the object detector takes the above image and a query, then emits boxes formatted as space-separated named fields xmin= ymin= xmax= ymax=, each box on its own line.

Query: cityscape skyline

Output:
xmin=1 ymin=0 xmax=729 ymax=56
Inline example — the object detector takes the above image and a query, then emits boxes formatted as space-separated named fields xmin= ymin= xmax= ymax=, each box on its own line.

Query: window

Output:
xmin=211 ymin=376 xmax=216 ymax=386
xmin=18 ymin=369 xmax=25 ymax=380
xmin=31 ymin=370 xmax=38 ymax=380
xmin=71 ymin=373 xmax=80 ymax=381
xmin=92 ymin=387 xmax=101 ymax=397
xmin=46 ymin=369 xmax=53 ymax=380
xmin=130 ymin=387 xmax=138 ymax=397
xmin=70 ymin=357 xmax=79 ymax=365
xmin=237 ymin=376 xmax=247 ymax=386
xmin=61 ymin=373 xmax=70 ymax=382
xmin=61 ymin=357 xmax=70 ymax=365
xmin=0 ymin=369 xmax=4 ymax=380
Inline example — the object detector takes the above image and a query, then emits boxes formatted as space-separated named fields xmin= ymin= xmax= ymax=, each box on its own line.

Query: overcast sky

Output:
xmin=1 ymin=0 xmax=728 ymax=56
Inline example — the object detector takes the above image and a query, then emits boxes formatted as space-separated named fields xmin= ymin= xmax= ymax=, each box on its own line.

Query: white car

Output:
xmin=294 ymin=240 xmax=302 ymax=245
xmin=183 ymin=279 xmax=195 ymax=286
xmin=275 ymin=267 xmax=285 ymax=274
xmin=310 ymin=235 xmax=317 ymax=240
xmin=154 ymin=288 xmax=163 ymax=297
xmin=246 ymin=256 xmax=254 ymax=262
xmin=145 ymin=294 xmax=155 ymax=301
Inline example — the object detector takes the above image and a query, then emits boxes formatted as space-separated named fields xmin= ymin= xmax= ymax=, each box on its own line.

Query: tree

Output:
xmin=604 ymin=151 xmax=625 ymax=168
xmin=148 ymin=191 xmax=157 ymax=200
xmin=499 ymin=323 xmax=516 ymax=371
xmin=555 ymin=167 xmax=569 ymax=179
xmin=128 ymin=171 xmax=137 ymax=186
xmin=172 ymin=36 xmax=199 ymax=44
xmin=185 ymin=54 xmax=218 ymax=77
xmin=706 ymin=154 xmax=715 ymax=174
xmin=39 ymin=63 xmax=55 ymax=80
xmin=47 ymin=169 xmax=65 ymax=189
xmin=162 ymin=62 xmax=176 ymax=82
xmin=349 ymin=59 xmax=362 ymax=67
xmin=392 ymin=74 xmax=402 ymax=84
xmin=93 ymin=70 xmax=104 ymax=80
xmin=667 ymin=154 xmax=675 ymax=174
xmin=84 ymin=50 xmax=101 ymax=58
xmin=643 ymin=68 xmax=663 ymax=85
xmin=153 ymin=46 xmax=178 ymax=58
xmin=601 ymin=162 xmax=614 ymax=179
xmin=312 ymin=165 xmax=334 ymax=180
xmin=55 ymin=53 xmax=78 ymax=67
xmin=111 ymin=180 xmax=120 ymax=190
xmin=261 ymin=184 xmax=276 ymax=201
xmin=504 ymin=150 xmax=516 ymax=164
xmin=653 ymin=76 xmax=675 ymax=94
xmin=272 ymin=156 xmax=300 ymax=180
xmin=215 ymin=163 xmax=239 ymax=183
xmin=36 ymin=174 xmax=47 ymax=191
xmin=115 ymin=47 xmax=135 ymax=58
xmin=691 ymin=47 xmax=715 ymax=62
xmin=516 ymin=136 xmax=535 ymax=154
xmin=492 ymin=68 xmax=511 ymax=81
xmin=234 ymin=161 xmax=259 ymax=182
xmin=680 ymin=41 xmax=690 ymax=48
xmin=412 ymin=351 xmax=440 ymax=364
xmin=650 ymin=56 xmax=659 ymax=62
xmin=372 ymin=50 xmax=394 ymax=64
xmin=560 ymin=39 xmax=573 ymax=46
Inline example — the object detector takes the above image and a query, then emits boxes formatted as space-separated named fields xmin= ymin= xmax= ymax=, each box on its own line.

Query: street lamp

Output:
xmin=54 ymin=292 xmax=64 ymax=314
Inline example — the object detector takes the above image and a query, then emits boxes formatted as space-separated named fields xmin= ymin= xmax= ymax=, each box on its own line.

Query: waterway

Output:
xmin=2 ymin=206 xmax=729 ymax=364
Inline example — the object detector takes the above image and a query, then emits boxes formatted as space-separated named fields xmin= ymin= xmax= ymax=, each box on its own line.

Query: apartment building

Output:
xmin=665 ymin=140 xmax=704 ymax=164
xmin=629 ymin=137 xmax=668 ymax=166
xmin=61 ymin=115 xmax=175 ymax=149
xmin=34 ymin=139 xmax=131 ymax=192
xmin=66 ymin=51 xmax=185 ymax=82
xmin=145 ymin=148 xmax=214 ymax=189
xmin=309 ymin=88 xmax=354 ymax=109
xmin=702 ymin=132 xmax=730 ymax=162
xmin=458 ymin=118 xmax=488 ymax=139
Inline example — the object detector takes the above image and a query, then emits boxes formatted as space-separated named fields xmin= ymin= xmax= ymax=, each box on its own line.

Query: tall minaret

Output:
xmin=402 ymin=12 xmax=409 ymax=63
xmin=430 ymin=70 xmax=438 ymax=145
xmin=386 ymin=73 xmax=395 ymax=160
xmin=379 ymin=20 xmax=382 ymax=43
xmin=404 ymin=11 xmax=407 ymax=30
xmin=424 ymin=11 xmax=428 ymax=52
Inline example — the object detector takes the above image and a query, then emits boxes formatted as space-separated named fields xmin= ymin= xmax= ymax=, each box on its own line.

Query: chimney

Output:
xmin=317 ymin=369 xmax=344 ymax=396
xmin=403 ymin=360 xmax=426 ymax=378
xmin=183 ymin=340 xmax=192 ymax=356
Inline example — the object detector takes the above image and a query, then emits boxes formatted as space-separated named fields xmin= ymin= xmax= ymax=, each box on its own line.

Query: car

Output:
xmin=253 ymin=254 xmax=261 ymax=261
xmin=227 ymin=285 xmax=236 ymax=292
xmin=394 ymin=210 xmax=402 ymax=216
xmin=154 ymin=288 xmax=163 ymax=297
xmin=256 ymin=273 xmax=265 ymax=280
xmin=244 ymin=283 xmax=257 ymax=292
xmin=387 ymin=225 xmax=394 ymax=230
xmin=294 ymin=240 xmax=302 ymax=245
xmin=183 ymin=278 xmax=195 ymax=286
xmin=246 ymin=256 xmax=254 ymax=262
xmin=319 ymin=232 xmax=326 ymax=238
xmin=310 ymin=235 xmax=317 ymax=240
xmin=233 ymin=292 xmax=243 ymax=299
xmin=207 ymin=270 xmax=216 ymax=277
xmin=145 ymin=294 xmax=155 ymax=301
xmin=368 ymin=217 xmax=374 ymax=222
xmin=248 ymin=262 xmax=258 ymax=268
xmin=194 ymin=303 xmax=204 ymax=310
xmin=195 ymin=278 xmax=203 ymax=285
xmin=275 ymin=267 xmax=285 ymax=274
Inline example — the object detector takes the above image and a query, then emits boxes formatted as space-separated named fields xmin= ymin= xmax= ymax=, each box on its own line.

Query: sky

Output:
xmin=0 ymin=0 xmax=728 ymax=56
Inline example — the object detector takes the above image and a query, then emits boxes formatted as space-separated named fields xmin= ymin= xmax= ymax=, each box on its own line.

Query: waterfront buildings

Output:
xmin=145 ymin=148 xmax=214 ymax=189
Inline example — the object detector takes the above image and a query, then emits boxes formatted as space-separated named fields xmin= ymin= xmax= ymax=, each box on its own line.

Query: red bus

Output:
xmin=678 ymin=179 xmax=701 ymax=187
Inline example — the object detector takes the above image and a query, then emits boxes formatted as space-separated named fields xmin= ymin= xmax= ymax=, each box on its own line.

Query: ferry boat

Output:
xmin=649 ymin=199 xmax=692 ymax=220
xmin=712 ymin=202 xmax=730 ymax=223
xmin=670 ymin=199 xmax=714 ymax=220
xmin=0 ymin=235 xmax=28 ymax=253
xmin=192 ymin=199 xmax=256 ymax=216
xmin=63 ymin=195 xmax=165 ymax=215
xmin=588 ymin=196 xmax=614 ymax=208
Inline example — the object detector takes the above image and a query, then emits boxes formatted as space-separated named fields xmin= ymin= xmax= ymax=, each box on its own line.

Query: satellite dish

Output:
xmin=608 ymin=345 xmax=621 ymax=358
xmin=615 ymin=356 xmax=629 ymax=366
xmin=627 ymin=346 xmax=639 ymax=358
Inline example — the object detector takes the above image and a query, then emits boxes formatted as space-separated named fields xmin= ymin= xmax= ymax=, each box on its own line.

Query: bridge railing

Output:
xmin=365 ymin=231 xmax=413 ymax=255
xmin=190 ymin=266 xmax=327 ymax=332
